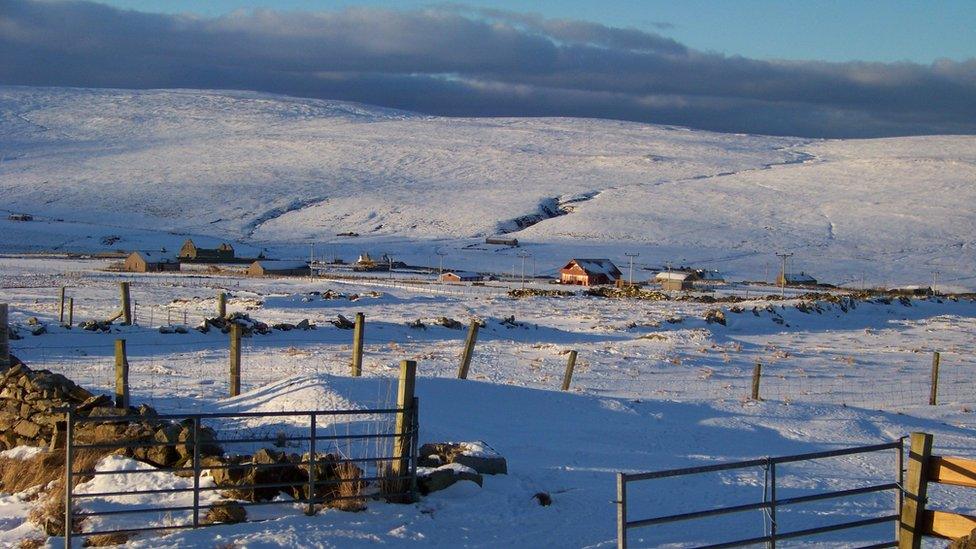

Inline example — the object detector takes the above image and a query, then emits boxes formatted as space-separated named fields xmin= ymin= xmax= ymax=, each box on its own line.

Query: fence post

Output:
xmin=306 ymin=413 xmax=317 ymax=516
xmin=192 ymin=416 xmax=201 ymax=528
xmin=898 ymin=432 xmax=933 ymax=549
xmin=562 ymin=350 xmax=578 ymax=391
xmin=59 ymin=286 xmax=66 ymax=324
xmin=351 ymin=313 xmax=364 ymax=377
xmin=457 ymin=320 xmax=479 ymax=379
xmin=67 ymin=298 xmax=74 ymax=329
xmin=218 ymin=291 xmax=226 ymax=318
xmin=119 ymin=282 xmax=132 ymax=325
xmin=617 ymin=473 xmax=627 ymax=549
xmin=929 ymin=352 xmax=940 ymax=406
xmin=751 ymin=363 xmax=763 ymax=401
xmin=114 ymin=339 xmax=129 ymax=408
xmin=391 ymin=360 xmax=417 ymax=501
xmin=229 ymin=324 xmax=242 ymax=397
xmin=64 ymin=407 xmax=74 ymax=549
xmin=769 ymin=459 xmax=777 ymax=547
xmin=0 ymin=304 xmax=9 ymax=369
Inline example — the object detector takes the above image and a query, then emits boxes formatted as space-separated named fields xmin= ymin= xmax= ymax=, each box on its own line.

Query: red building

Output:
xmin=559 ymin=259 xmax=621 ymax=286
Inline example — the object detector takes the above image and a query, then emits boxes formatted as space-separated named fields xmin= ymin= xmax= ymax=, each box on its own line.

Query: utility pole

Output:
xmin=435 ymin=249 xmax=447 ymax=277
xmin=932 ymin=271 xmax=940 ymax=295
xmin=309 ymin=243 xmax=315 ymax=282
xmin=625 ymin=252 xmax=639 ymax=285
xmin=775 ymin=252 xmax=793 ymax=298
xmin=518 ymin=251 xmax=530 ymax=288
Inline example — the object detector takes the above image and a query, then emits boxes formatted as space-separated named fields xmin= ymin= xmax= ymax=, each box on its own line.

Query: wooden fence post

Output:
xmin=351 ymin=313 xmax=364 ymax=377
xmin=218 ymin=292 xmax=226 ymax=318
xmin=899 ymin=432 xmax=933 ymax=549
xmin=457 ymin=320 xmax=479 ymax=379
xmin=114 ymin=339 xmax=129 ymax=409
xmin=229 ymin=324 xmax=242 ymax=397
xmin=119 ymin=282 xmax=132 ymax=325
xmin=67 ymin=298 xmax=74 ymax=328
xmin=751 ymin=363 xmax=762 ymax=401
xmin=0 ymin=304 xmax=9 ymax=369
xmin=562 ymin=350 xmax=578 ymax=391
xmin=929 ymin=352 xmax=940 ymax=406
xmin=59 ymin=286 xmax=66 ymax=324
xmin=391 ymin=359 xmax=417 ymax=501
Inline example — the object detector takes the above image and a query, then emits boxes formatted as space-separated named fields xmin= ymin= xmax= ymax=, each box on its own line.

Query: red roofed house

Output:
xmin=559 ymin=258 xmax=622 ymax=286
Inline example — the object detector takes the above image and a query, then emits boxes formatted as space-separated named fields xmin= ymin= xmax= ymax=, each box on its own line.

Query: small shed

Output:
xmin=123 ymin=251 xmax=180 ymax=273
xmin=655 ymin=271 xmax=697 ymax=291
xmin=439 ymin=271 xmax=482 ymax=283
xmin=777 ymin=272 xmax=818 ymax=286
xmin=247 ymin=260 xmax=311 ymax=277
xmin=485 ymin=236 xmax=519 ymax=247
xmin=559 ymin=259 xmax=621 ymax=286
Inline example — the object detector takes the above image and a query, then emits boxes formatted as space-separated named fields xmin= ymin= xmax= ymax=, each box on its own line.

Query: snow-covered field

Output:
xmin=1 ymin=87 xmax=975 ymax=547
xmin=1 ymin=86 xmax=975 ymax=289
xmin=1 ymin=257 xmax=975 ymax=547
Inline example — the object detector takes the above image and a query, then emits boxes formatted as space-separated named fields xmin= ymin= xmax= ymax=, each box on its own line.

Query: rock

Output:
xmin=406 ymin=319 xmax=426 ymax=329
xmin=272 ymin=323 xmax=295 ymax=331
xmin=332 ymin=314 xmax=355 ymax=329
xmin=433 ymin=317 xmax=463 ymax=329
xmin=159 ymin=325 xmax=175 ymax=334
xmin=419 ymin=441 xmax=508 ymax=475
xmin=204 ymin=501 xmax=247 ymax=524
xmin=532 ymin=491 xmax=552 ymax=506
xmin=296 ymin=319 xmax=311 ymax=330
xmin=417 ymin=463 xmax=483 ymax=494
xmin=76 ymin=394 xmax=112 ymax=413
xmin=13 ymin=419 xmax=41 ymax=438
xmin=30 ymin=325 xmax=46 ymax=336
xmin=26 ymin=317 xmax=40 ymax=325
xmin=704 ymin=309 xmax=726 ymax=326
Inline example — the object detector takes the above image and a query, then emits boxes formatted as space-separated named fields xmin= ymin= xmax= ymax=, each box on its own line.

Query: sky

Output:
xmin=1 ymin=0 xmax=975 ymax=137
xmin=100 ymin=0 xmax=976 ymax=64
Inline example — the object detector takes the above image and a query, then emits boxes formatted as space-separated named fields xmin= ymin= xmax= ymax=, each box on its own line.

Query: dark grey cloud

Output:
xmin=1 ymin=0 xmax=974 ymax=137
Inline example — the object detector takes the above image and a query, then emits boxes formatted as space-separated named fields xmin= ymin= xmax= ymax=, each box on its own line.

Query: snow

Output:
xmin=565 ymin=259 xmax=622 ymax=278
xmin=0 ymin=87 xmax=974 ymax=546
xmin=0 ymin=446 xmax=46 ymax=460
xmin=1 ymin=86 xmax=974 ymax=289
xmin=0 ymin=257 xmax=974 ymax=546
xmin=252 ymin=260 xmax=310 ymax=271
xmin=654 ymin=271 xmax=695 ymax=281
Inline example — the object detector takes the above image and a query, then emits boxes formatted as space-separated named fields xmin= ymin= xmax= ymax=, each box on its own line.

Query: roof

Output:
xmin=655 ymin=271 xmax=694 ymax=281
xmin=784 ymin=272 xmax=817 ymax=283
xmin=442 ymin=271 xmax=481 ymax=279
xmin=129 ymin=251 xmax=178 ymax=263
xmin=251 ymin=260 xmax=309 ymax=271
xmin=565 ymin=259 xmax=621 ymax=277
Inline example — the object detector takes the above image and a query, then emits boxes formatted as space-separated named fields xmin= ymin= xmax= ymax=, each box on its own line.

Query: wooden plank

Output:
xmin=457 ymin=320 xmax=479 ymax=379
xmin=928 ymin=456 xmax=976 ymax=489
xmin=351 ymin=313 xmax=365 ymax=377
xmin=898 ymin=432 xmax=933 ymax=549
xmin=114 ymin=339 xmax=129 ymax=409
xmin=922 ymin=510 xmax=976 ymax=539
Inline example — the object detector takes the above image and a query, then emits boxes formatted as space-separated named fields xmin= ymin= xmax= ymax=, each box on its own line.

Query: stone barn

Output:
xmin=559 ymin=259 xmax=621 ymax=286
xmin=178 ymin=239 xmax=236 ymax=262
xmin=123 ymin=251 xmax=180 ymax=273
xmin=247 ymin=260 xmax=311 ymax=277
xmin=439 ymin=271 xmax=482 ymax=282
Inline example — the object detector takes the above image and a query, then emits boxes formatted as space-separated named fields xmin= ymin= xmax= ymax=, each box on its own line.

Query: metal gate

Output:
xmin=616 ymin=440 xmax=904 ymax=548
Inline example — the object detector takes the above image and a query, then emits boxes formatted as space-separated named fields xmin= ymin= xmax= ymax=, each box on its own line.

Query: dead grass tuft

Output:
xmin=17 ymin=538 xmax=46 ymax=549
xmin=17 ymin=449 xmax=114 ymax=536
xmin=83 ymin=532 xmax=131 ymax=547
xmin=330 ymin=462 xmax=367 ymax=511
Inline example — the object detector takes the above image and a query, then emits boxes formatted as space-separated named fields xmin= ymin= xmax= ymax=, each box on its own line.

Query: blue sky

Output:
xmin=97 ymin=0 xmax=976 ymax=63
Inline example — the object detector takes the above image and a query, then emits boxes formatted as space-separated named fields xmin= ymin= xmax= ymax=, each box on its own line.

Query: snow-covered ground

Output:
xmin=1 ymin=86 xmax=975 ymax=289
xmin=1 ymin=258 xmax=975 ymax=547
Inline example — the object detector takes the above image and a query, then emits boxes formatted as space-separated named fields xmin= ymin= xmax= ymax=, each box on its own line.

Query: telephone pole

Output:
xmin=625 ymin=252 xmax=639 ymax=285
xmin=435 ymin=249 xmax=447 ymax=277
xmin=775 ymin=252 xmax=793 ymax=298
xmin=518 ymin=251 xmax=531 ymax=288
xmin=933 ymin=271 xmax=940 ymax=295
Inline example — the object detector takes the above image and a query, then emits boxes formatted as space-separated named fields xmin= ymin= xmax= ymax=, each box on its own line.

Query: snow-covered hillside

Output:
xmin=1 ymin=86 xmax=974 ymax=288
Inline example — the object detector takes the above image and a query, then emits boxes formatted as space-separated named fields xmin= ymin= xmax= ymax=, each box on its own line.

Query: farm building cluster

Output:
xmin=122 ymin=240 xmax=310 ymax=277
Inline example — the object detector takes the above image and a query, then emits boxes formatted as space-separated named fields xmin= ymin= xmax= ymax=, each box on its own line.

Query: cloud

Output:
xmin=0 ymin=0 xmax=973 ymax=137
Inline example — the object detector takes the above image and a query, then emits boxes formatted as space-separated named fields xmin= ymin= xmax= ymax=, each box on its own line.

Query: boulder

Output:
xmin=417 ymin=463 xmax=483 ymax=494
xmin=204 ymin=501 xmax=247 ymax=525
xmin=419 ymin=441 xmax=507 ymax=475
